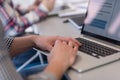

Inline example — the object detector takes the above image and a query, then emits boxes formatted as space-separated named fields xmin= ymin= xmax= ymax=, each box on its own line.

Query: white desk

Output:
xmin=34 ymin=16 xmax=120 ymax=80
xmin=35 ymin=17 xmax=80 ymax=38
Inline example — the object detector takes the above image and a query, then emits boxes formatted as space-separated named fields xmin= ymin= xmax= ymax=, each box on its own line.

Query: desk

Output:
xmin=34 ymin=16 xmax=120 ymax=80
xmin=35 ymin=17 xmax=80 ymax=38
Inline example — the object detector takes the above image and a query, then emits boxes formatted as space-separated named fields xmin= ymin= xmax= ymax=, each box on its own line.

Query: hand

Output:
xmin=33 ymin=35 xmax=80 ymax=52
xmin=28 ymin=0 xmax=55 ymax=11
xmin=28 ymin=0 xmax=42 ymax=11
xmin=41 ymin=0 xmax=55 ymax=11
xmin=49 ymin=40 xmax=79 ymax=68
xmin=45 ymin=40 xmax=79 ymax=80
xmin=34 ymin=0 xmax=42 ymax=6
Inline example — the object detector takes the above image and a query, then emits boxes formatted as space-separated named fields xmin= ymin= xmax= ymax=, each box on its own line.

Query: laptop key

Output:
xmin=76 ymin=38 xmax=119 ymax=58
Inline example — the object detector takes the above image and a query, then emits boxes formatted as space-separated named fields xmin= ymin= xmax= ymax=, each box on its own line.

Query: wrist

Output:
xmin=29 ymin=35 xmax=39 ymax=48
xmin=45 ymin=59 xmax=68 ymax=80
xmin=38 ymin=3 xmax=49 ymax=13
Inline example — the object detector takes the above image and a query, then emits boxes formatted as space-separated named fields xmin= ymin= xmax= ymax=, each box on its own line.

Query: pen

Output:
xmin=63 ymin=19 xmax=69 ymax=23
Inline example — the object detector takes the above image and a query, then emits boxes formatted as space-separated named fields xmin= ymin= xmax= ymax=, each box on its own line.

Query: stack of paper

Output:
xmin=58 ymin=1 xmax=89 ymax=17
xmin=12 ymin=0 xmax=35 ymax=8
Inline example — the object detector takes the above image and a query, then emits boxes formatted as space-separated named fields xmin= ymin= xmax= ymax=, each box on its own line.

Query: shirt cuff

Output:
xmin=5 ymin=37 xmax=14 ymax=52
xmin=38 ymin=3 xmax=49 ymax=13
xmin=0 ymin=37 xmax=14 ymax=52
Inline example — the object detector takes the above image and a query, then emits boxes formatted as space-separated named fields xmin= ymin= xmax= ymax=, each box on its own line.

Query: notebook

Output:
xmin=68 ymin=16 xmax=85 ymax=29
xmin=58 ymin=0 xmax=89 ymax=18
xmin=71 ymin=0 xmax=120 ymax=72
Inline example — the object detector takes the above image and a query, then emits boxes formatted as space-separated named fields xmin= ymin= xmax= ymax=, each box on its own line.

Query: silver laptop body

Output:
xmin=72 ymin=0 xmax=120 ymax=72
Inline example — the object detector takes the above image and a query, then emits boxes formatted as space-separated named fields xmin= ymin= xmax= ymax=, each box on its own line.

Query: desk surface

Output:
xmin=34 ymin=17 xmax=120 ymax=80
xmin=35 ymin=17 xmax=80 ymax=38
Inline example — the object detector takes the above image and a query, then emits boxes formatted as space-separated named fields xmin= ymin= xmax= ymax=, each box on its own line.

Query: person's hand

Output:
xmin=49 ymin=40 xmax=79 ymax=68
xmin=41 ymin=0 xmax=55 ymax=11
xmin=28 ymin=0 xmax=42 ymax=11
xmin=28 ymin=0 xmax=55 ymax=12
xmin=33 ymin=35 xmax=80 ymax=52
xmin=26 ymin=39 xmax=79 ymax=80
xmin=34 ymin=0 xmax=42 ymax=6
xmin=44 ymin=40 xmax=79 ymax=80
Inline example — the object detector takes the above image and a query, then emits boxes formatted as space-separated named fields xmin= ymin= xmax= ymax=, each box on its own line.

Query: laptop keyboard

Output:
xmin=76 ymin=38 xmax=119 ymax=59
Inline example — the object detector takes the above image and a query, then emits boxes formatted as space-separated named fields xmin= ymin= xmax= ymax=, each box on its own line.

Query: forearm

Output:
xmin=26 ymin=60 xmax=67 ymax=80
xmin=10 ymin=35 xmax=36 ymax=57
xmin=15 ymin=4 xmax=48 ymax=31
xmin=19 ymin=4 xmax=48 ymax=26
xmin=13 ymin=0 xmax=42 ymax=15
xmin=44 ymin=60 xmax=67 ymax=80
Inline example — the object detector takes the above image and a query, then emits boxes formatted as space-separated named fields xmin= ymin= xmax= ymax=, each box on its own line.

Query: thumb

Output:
xmin=47 ymin=44 xmax=53 ymax=51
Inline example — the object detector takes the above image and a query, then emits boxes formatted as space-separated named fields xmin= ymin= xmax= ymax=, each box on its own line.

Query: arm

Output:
xmin=44 ymin=40 xmax=79 ymax=80
xmin=15 ymin=0 xmax=42 ymax=15
xmin=0 ymin=37 xmax=23 ymax=80
xmin=10 ymin=35 xmax=35 ymax=57
xmin=15 ymin=0 xmax=55 ymax=29
xmin=10 ymin=35 xmax=80 ymax=57
xmin=27 ymin=40 xmax=79 ymax=80
xmin=0 ymin=53 xmax=23 ymax=80
xmin=10 ymin=35 xmax=80 ymax=80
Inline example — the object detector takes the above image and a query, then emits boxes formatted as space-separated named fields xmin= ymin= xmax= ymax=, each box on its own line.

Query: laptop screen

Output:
xmin=82 ymin=0 xmax=120 ymax=44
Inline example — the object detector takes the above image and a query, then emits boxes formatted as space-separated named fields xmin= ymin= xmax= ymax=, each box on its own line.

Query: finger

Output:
xmin=68 ymin=41 xmax=74 ymax=48
xmin=62 ymin=41 xmax=67 ymax=45
xmin=55 ymin=40 xmax=61 ymax=43
xmin=56 ymin=36 xmax=81 ymax=46
xmin=69 ymin=38 xmax=81 ymax=46
xmin=72 ymin=46 xmax=78 ymax=56
xmin=74 ymin=46 xmax=78 ymax=51
xmin=54 ymin=40 xmax=61 ymax=46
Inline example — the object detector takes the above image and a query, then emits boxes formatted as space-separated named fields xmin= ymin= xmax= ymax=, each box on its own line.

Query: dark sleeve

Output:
xmin=0 ymin=37 xmax=23 ymax=80
xmin=4 ymin=37 xmax=14 ymax=52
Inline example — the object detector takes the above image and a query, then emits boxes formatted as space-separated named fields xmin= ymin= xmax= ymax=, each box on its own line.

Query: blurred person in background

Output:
xmin=0 ymin=0 xmax=55 ymax=37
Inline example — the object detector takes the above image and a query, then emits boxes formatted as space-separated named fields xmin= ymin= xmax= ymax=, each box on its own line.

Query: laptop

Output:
xmin=68 ymin=16 xmax=85 ymax=29
xmin=71 ymin=0 xmax=120 ymax=72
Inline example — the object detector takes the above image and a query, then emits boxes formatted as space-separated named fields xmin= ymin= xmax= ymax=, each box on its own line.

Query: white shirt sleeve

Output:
xmin=22 ymin=3 xmax=49 ymax=26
